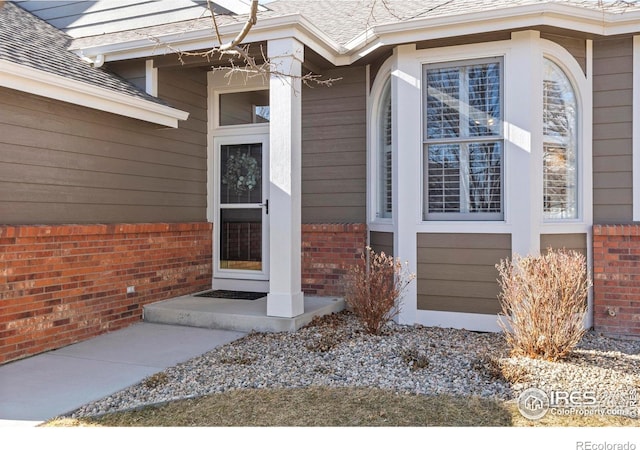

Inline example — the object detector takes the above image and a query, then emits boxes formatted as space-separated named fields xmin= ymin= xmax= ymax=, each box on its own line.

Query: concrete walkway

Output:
xmin=0 ymin=323 xmax=245 ymax=426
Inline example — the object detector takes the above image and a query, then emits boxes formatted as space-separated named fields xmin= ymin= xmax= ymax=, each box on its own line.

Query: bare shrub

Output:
xmin=143 ymin=372 xmax=169 ymax=389
xmin=218 ymin=353 xmax=255 ymax=365
xmin=471 ymin=354 xmax=505 ymax=381
xmin=305 ymin=329 xmax=347 ymax=353
xmin=401 ymin=347 xmax=430 ymax=371
xmin=345 ymin=247 xmax=415 ymax=335
xmin=496 ymin=248 xmax=591 ymax=361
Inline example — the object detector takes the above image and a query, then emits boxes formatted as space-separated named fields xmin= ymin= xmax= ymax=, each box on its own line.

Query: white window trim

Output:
xmin=422 ymin=56 xmax=505 ymax=221
xmin=209 ymin=70 xmax=269 ymax=137
xmin=539 ymin=39 xmax=593 ymax=235
xmin=633 ymin=35 xmax=640 ymax=221
xmin=542 ymin=58 xmax=579 ymax=221
xmin=367 ymin=56 xmax=395 ymax=231
xmin=411 ymin=39 xmax=514 ymax=235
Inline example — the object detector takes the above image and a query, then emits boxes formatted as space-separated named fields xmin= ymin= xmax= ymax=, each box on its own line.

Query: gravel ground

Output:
xmin=67 ymin=311 xmax=640 ymax=418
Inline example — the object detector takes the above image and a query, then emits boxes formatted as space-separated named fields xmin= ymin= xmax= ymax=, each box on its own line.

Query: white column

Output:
xmin=266 ymin=37 xmax=304 ymax=318
xmin=392 ymin=44 xmax=421 ymax=325
xmin=507 ymin=30 xmax=542 ymax=256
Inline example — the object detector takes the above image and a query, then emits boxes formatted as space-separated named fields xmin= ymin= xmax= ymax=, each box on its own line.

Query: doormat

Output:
xmin=194 ymin=290 xmax=267 ymax=300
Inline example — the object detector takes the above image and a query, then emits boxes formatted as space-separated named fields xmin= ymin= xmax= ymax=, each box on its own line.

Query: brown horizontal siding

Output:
xmin=302 ymin=66 xmax=366 ymax=223
xmin=417 ymin=233 xmax=511 ymax=315
xmin=592 ymin=37 xmax=633 ymax=224
xmin=0 ymin=67 xmax=208 ymax=224
xmin=540 ymin=234 xmax=587 ymax=257
xmin=369 ymin=231 xmax=393 ymax=257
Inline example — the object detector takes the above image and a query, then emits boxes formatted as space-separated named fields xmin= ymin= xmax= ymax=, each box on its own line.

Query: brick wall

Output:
xmin=301 ymin=224 xmax=367 ymax=296
xmin=593 ymin=225 xmax=640 ymax=337
xmin=0 ymin=223 xmax=212 ymax=364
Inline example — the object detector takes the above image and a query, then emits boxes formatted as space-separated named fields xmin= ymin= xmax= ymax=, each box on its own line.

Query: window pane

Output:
xmin=468 ymin=63 xmax=501 ymax=137
xmin=220 ymin=208 xmax=262 ymax=271
xmin=427 ymin=144 xmax=460 ymax=213
xmin=377 ymin=80 xmax=392 ymax=219
xmin=220 ymin=90 xmax=269 ymax=126
xmin=544 ymin=144 xmax=577 ymax=219
xmin=423 ymin=58 xmax=503 ymax=220
xmin=469 ymin=142 xmax=502 ymax=213
xmin=426 ymin=68 xmax=460 ymax=139
xmin=220 ymin=143 xmax=262 ymax=204
xmin=543 ymin=59 xmax=577 ymax=220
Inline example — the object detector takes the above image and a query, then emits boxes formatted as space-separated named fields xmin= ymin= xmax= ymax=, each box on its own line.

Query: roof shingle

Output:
xmin=65 ymin=0 xmax=640 ymax=52
xmin=0 ymin=1 xmax=164 ymax=103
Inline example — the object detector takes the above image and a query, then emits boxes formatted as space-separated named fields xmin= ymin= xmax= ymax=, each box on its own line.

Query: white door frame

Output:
xmin=212 ymin=133 xmax=270 ymax=287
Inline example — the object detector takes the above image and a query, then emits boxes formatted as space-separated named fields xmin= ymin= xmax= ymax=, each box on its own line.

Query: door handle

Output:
xmin=260 ymin=199 xmax=269 ymax=214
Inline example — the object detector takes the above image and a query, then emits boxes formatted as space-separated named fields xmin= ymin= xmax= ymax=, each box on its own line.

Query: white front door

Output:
xmin=214 ymin=134 xmax=269 ymax=283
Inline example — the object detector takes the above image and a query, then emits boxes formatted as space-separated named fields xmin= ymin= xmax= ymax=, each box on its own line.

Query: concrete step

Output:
xmin=143 ymin=294 xmax=345 ymax=333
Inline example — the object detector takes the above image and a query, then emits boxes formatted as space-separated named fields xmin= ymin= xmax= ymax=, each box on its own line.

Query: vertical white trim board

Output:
xmin=633 ymin=35 xmax=640 ymax=221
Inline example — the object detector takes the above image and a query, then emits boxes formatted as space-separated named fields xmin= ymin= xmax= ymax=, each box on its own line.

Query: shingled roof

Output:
xmin=66 ymin=0 xmax=640 ymax=52
xmin=263 ymin=0 xmax=640 ymax=46
xmin=0 ymin=1 xmax=162 ymax=103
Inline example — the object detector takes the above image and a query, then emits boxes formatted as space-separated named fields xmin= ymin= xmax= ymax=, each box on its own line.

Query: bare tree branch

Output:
xmin=206 ymin=0 xmax=224 ymax=47
xmin=218 ymin=0 xmax=258 ymax=51
xmin=143 ymin=0 xmax=340 ymax=89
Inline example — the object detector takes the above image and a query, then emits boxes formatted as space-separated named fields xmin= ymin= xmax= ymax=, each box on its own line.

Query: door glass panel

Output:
xmin=220 ymin=209 xmax=262 ymax=271
xmin=220 ymin=144 xmax=262 ymax=204
xmin=219 ymin=91 xmax=270 ymax=126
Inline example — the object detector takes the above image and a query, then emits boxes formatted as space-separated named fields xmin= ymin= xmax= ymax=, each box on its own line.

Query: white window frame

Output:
xmin=422 ymin=57 xmax=505 ymax=221
xmin=410 ymin=41 xmax=512 ymax=235
xmin=210 ymin=71 xmax=269 ymax=137
xmin=539 ymin=40 xmax=592 ymax=235
xmin=367 ymin=58 xmax=395 ymax=231
xmin=542 ymin=57 xmax=580 ymax=222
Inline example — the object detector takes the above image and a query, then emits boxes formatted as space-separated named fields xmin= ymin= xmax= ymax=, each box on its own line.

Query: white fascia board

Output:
xmin=0 ymin=60 xmax=189 ymax=128
xmin=347 ymin=3 xmax=640 ymax=60
xmin=75 ymin=14 xmax=349 ymax=67
xmin=72 ymin=3 xmax=640 ymax=68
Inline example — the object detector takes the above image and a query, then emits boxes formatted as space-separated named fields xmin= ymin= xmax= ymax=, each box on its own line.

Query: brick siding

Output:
xmin=301 ymin=223 xmax=367 ymax=297
xmin=0 ymin=223 xmax=212 ymax=364
xmin=593 ymin=225 xmax=640 ymax=337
